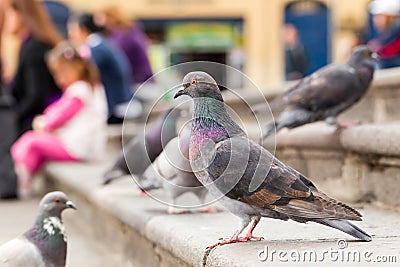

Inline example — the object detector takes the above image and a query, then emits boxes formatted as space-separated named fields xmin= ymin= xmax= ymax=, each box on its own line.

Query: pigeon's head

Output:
xmin=39 ymin=191 xmax=77 ymax=216
xmin=348 ymin=45 xmax=377 ymax=70
xmin=174 ymin=71 xmax=223 ymax=101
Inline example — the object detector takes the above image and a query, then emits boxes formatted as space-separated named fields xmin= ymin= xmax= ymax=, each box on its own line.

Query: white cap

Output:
xmin=369 ymin=0 xmax=400 ymax=16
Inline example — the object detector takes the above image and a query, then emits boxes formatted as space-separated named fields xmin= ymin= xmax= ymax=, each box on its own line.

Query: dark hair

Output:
xmin=76 ymin=13 xmax=104 ymax=33
xmin=46 ymin=41 xmax=100 ymax=88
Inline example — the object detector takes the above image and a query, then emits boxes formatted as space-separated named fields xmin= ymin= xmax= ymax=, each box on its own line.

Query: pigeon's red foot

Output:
xmin=336 ymin=121 xmax=360 ymax=131
xmin=198 ymin=207 xmax=220 ymax=213
xmin=139 ymin=190 xmax=148 ymax=197
xmin=207 ymin=237 xmax=247 ymax=249
xmin=237 ymin=234 xmax=264 ymax=242
xmin=206 ymin=230 xmax=263 ymax=249
xmin=167 ymin=206 xmax=190 ymax=214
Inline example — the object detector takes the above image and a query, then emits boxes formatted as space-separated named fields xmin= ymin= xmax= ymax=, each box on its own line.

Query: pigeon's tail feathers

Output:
xmin=102 ymin=152 xmax=131 ymax=185
xmin=261 ymin=121 xmax=282 ymax=141
xmin=102 ymin=169 xmax=127 ymax=185
xmin=315 ymin=219 xmax=372 ymax=242
xmin=140 ymin=180 xmax=162 ymax=191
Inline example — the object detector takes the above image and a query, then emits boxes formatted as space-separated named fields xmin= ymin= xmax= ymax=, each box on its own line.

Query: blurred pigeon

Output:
xmin=140 ymin=125 xmax=209 ymax=213
xmin=103 ymin=108 xmax=180 ymax=185
xmin=0 ymin=191 xmax=76 ymax=267
xmin=174 ymin=71 xmax=371 ymax=248
xmin=262 ymin=45 xmax=376 ymax=139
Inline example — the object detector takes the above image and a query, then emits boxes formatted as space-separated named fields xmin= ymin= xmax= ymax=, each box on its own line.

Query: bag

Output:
xmin=0 ymin=154 xmax=17 ymax=199
xmin=0 ymin=94 xmax=18 ymax=199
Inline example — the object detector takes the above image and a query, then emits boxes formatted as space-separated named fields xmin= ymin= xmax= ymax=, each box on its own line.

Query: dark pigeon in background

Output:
xmin=0 ymin=191 xmax=76 ymax=267
xmin=140 ymin=125 xmax=209 ymax=213
xmin=103 ymin=108 xmax=180 ymax=185
xmin=175 ymin=71 xmax=371 ymax=249
xmin=262 ymin=45 xmax=376 ymax=139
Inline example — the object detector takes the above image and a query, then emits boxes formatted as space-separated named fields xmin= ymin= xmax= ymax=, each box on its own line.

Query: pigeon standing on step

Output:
xmin=262 ymin=45 xmax=376 ymax=139
xmin=174 ymin=71 xmax=371 ymax=249
xmin=0 ymin=191 xmax=77 ymax=266
xmin=103 ymin=108 xmax=180 ymax=185
xmin=140 ymin=125 xmax=209 ymax=213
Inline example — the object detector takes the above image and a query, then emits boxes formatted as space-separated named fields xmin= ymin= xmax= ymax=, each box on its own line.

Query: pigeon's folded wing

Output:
xmin=283 ymin=65 xmax=359 ymax=111
xmin=208 ymin=136 xmax=362 ymax=221
xmin=0 ymin=237 xmax=45 ymax=267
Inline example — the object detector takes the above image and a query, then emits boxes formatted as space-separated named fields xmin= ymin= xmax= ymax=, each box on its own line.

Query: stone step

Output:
xmin=271 ymin=122 xmax=400 ymax=206
xmin=42 ymin=159 xmax=400 ymax=266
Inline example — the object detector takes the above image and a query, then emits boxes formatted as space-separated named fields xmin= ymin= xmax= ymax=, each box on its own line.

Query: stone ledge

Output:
xmin=370 ymin=67 xmax=400 ymax=89
xmin=43 ymin=161 xmax=400 ymax=267
xmin=273 ymin=123 xmax=400 ymax=157
xmin=275 ymin=122 xmax=342 ymax=150
xmin=341 ymin=124 xmax=400 ymax=157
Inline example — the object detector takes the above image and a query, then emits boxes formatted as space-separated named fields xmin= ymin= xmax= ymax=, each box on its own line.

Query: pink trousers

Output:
xmin=11 ymin=131 xmax=77 ymax=174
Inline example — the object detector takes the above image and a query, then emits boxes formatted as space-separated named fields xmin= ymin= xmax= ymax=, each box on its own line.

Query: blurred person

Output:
xmin=368 ymin=0 xmax=400 ymax=69
xmin=96 ymin=6 xmax=154 ymax=87
xmin=43 ymin=0 xmax=71 ymax=38
xmin=283 ymin=23 xmax=308 ymax=81
xmin=4 ymin=0 xmax=63 ymax=135
xmin=68 ymin=13 xmax=133 ymax=124
xmin=11 ymin=42 xmax=107 ymax=199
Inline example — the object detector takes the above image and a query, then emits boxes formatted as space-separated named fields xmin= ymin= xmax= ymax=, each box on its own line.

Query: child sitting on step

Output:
xmin=11 ymin=42 xmax=107 ymax=198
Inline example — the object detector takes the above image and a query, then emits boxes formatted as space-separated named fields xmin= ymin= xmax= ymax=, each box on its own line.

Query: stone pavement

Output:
xmin=0 ymin=197 xmax=118 ymax=267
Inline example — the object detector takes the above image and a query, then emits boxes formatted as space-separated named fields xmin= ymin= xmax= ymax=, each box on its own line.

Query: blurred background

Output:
xmin=2 ymin=0 xmax=398 ymax=92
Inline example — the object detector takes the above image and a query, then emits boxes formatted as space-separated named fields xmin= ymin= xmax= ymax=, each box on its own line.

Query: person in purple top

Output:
xmin=96 ymin=6 xmax=154 ymax=86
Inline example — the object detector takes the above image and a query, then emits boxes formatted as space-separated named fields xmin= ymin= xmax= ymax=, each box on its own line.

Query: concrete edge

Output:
xmin=340 ymin=124 xmax=400 ymax=157
xmin=271 ymin=123 xmax=400 ymax=157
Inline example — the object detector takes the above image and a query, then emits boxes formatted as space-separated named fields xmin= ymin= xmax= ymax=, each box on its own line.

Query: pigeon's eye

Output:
xmin=54 ymin=198 xmax=61 ymax=203
xmin=364 ymin=50 xmax=371 ymax=56
xmin=191 ymin=80 xmax=197 ymax=85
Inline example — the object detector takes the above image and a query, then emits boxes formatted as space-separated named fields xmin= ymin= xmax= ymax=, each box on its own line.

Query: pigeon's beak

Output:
xmin=66 ymin=200 xmax=77 ymax=210
xmin=174 ymin=86 xmax=187 ymax=99
xmin=371 ymin=52 xmax=379 ymax=60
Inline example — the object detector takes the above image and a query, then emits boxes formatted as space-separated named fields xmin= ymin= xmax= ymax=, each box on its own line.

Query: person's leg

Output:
xmin=11 ymin=131 xmax=77 ymax=198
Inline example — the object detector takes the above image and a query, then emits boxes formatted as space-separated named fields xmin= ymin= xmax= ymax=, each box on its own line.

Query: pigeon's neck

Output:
xmin=191 ymin=97 xmax=244 ymax=146
xmin=348 ymin=61 xmax=374 ymax=88
xmin=357 ymin=65 xmax=374 ymax=88
xmin=24 ymin=212 xmax=67 ymax=267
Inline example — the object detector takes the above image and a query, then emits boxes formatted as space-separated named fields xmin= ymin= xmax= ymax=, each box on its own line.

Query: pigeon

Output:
xmin=0 ymin=191 xmax=76 ymax=267
xmin=103 ymin=108 xmax=180 ymax=185
xmin=262 ymin=45 xmax=376 ymax=139
xmin=174 ymin=71 xmax=371 ymax=249
xmin=140 ymin=125 xmax=209 ymax=213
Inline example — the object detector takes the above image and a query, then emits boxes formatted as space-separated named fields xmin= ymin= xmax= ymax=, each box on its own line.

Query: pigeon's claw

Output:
xmin=335 ymin=120 xmax=361 ymax=131
xmin=206 ymin=230 xmax=243 ymax=249
xmin=198 ymin=207 xmax=220 ymax=213
xmin=237 ymin=234 xmax=264 ymax=242
xmin=208 ymin=235 xmax=255 ymax=249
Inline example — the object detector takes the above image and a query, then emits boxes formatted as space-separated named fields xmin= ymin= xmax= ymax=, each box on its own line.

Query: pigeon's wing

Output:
xmin=0 ymin=237 xmax=45 ymax=267
xmin=208 ymin=136 xmax=362 ymax=220
xmin=124 ymin=134 xmax=153 ymax=175
xmin=283 ymin=64 xmax=359 ymax=112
